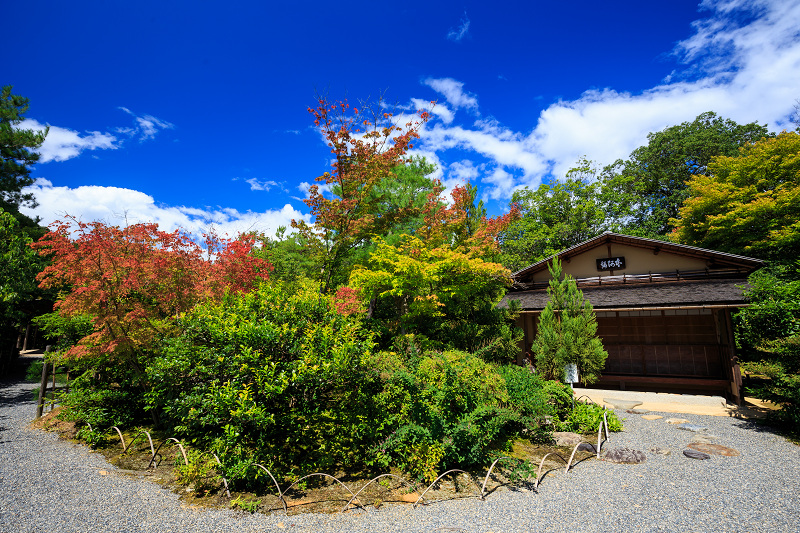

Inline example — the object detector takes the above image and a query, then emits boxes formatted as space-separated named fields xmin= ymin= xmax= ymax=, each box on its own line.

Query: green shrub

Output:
xmin=556 ymin=401 xmax=623 ymax=433
xmin=58 ymin=378 xmax=142 ymax=429
xmin=146 ymin=280 xmax=380 ymax=484
xmin=371 ymin=350 xmax=554 ymax=482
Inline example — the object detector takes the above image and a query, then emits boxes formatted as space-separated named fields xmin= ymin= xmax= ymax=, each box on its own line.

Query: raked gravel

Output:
xmin=2 ymin=377 xmax=800 ymax=533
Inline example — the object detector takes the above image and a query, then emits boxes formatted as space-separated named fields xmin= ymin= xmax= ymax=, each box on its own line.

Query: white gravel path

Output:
xmin=2 ymin=377 xmax=800 ymax=533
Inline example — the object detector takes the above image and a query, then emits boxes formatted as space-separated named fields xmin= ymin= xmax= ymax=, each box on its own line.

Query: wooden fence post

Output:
xmin=36 ymin=360 xmax=50 ymax=419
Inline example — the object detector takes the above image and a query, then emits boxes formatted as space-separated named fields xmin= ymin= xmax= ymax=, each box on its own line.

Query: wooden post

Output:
xmin=36 ymin=361 xmax=50 ymax=419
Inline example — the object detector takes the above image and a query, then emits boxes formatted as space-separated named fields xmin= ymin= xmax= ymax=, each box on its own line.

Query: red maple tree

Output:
xmin=31 ymin=217 xmax=272 ymax=366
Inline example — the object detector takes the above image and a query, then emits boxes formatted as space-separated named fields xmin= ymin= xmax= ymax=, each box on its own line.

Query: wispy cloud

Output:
xmin=19 ymin=106 xmax=174 ymax=163
xmin=414 ymin=0 xmax=800 ymax=201
xmin=21 ymin=178 xmax=310 ymax=239
xmin=118 ymin=107 xmax=174 ymax=141
xmin=245 ymin=177 xmax=280 ymax=191
xmin=447 ymin=12 xmax=471 ymax=42
xmin=423 ymin=78 xmax=478 ymax=111
xmin=19 ymin=119 xmax=119 ymax=163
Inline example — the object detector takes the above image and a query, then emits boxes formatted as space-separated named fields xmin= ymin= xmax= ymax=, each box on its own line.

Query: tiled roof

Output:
xmin=499 ymin=278 xmax=750 ymax=311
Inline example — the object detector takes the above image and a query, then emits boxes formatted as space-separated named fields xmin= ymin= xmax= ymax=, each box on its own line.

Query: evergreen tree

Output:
xmin=532 ymin=258 xmax=607 ymax=384
xmin=1 ymin=85 xmax=47 ymax=230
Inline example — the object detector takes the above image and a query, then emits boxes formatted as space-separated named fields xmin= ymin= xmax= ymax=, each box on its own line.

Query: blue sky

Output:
xmin=8 ymin=0 xmax=800 ymax=238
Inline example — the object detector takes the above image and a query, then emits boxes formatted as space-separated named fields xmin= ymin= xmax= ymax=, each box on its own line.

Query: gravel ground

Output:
xmin=3 ymin=376 xmax=800 ymax=533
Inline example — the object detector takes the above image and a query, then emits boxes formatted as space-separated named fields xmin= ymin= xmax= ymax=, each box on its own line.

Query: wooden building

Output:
xmin=501 ymin=232 xmax=764 ymax=404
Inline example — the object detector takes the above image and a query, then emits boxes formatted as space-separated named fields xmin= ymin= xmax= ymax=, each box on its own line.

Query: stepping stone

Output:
xmin=650 ymin=447 xmax=671 ymax=456
xmin=690 ymin=435 xmax=719 ymax=444
xmin=604 ymin=398 xmax=643 ymax=410
xmin=626 ymin=408 xmax=650 ymax=414
xmin=642 ymin=414 xmax=663 ymax=420
xmin=677 ymin=423 xmax=707 ymax=432
xmin=666 ymin=418 xmax=690 ymax=424
xmin=683 ymin=449 xmax=711 ymax=460
xmin=602 ymin=447 xmax=647 ymax=464
xmin=687 ymin=443 xmax=740 ymax=457
xmin=553 ymin=432 xmax=582 ymax=447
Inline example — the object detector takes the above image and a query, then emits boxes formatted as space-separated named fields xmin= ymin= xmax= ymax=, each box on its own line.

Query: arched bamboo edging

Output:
xmin=282 ymin=473 xmax=356 ymax=510
xmin=341 ymin=473 xmax=417 ymax=513
xmin=121 ymin=429 xmax=155 ymax=458
xmin=253 ymin=464 xmax=287 ymax=514
xmin=212 ymin=453 xmax=231 ymax=498
xmin=413 ymin=470 xmax=481 ymax=508
xmin=534 ymin=452 xmax=570 ymax=490
xmin=147 ymin=437 xmax=189 ymax=469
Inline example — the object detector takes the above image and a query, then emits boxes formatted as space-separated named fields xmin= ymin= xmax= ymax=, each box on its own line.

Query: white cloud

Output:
xmin=447 ymin=13 xmax=471 ymax=42
xmin=21 ymin=179 xmax=310 ymax=239
xmin=413 ymin=0 xmax=800 ymax=200
xmin=245 ymin=177 xmax=280 ymax=191
xmin=19 ymin=106 xmax=174 ymax=164
xmin=118 ymin=107 xmax=174 ymax=141
xmin=19 ymin=119 xmax=119 ymax=163
xmin=423 ymin=78 xmax=479 ymax=111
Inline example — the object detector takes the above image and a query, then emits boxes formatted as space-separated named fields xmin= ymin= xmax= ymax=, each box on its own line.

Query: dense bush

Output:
xmin=144 ymin=280 xmax=380 ymax=486
xmin=371 ymin=350 xmax=555 ymax=482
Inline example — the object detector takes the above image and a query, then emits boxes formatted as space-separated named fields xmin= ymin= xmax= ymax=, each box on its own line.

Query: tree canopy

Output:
xmin=600 ymin=111 xmax=771 ymax=237
xmin=500 ymin=160 xmax=607 ymax=271
xmin=673 ymin=131 xmax=800 ymax=261
xmin=1 ymin=85 xmax=47 ymax=230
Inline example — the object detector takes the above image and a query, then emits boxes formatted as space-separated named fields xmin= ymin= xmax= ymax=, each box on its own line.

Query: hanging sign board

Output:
xmin=596 ymin=256 xmax=625 ymax=271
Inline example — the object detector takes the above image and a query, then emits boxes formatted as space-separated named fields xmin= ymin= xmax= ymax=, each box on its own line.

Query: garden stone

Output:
xmin=683 ymin=449 xmax=711 ymax=460
xmin=690 ymin=435 xmax=719 ymax=444
xmin=666 ymin=418 xmax=690 ymax=424
xmin=553 ymin=432 xmax=583 ymax=447
xmin=603 ymin=398 xmax=643 ymax=410
xmin=677 ymin=423 xmax=707 ymax=432
xmin=642 ymin=414 xmax=663 ymax=420
xmin=602 ymin=447 xmax=647 ymax=464
xmin=576 ymin=442 xmax=597 ymax=452
xmin=626 ymin=408 xmax=650 ymax=414
xmin=650 ymin=447 xmax=671 ymax=455
xmin=687 ymin=443 xmax=740 ymax=456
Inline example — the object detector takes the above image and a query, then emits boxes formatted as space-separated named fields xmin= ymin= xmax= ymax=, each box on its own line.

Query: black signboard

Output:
xmin=596 ymin=256 xmax=625 ymax=271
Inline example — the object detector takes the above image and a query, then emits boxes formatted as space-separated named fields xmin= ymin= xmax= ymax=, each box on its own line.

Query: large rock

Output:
xmin=603 ymin=398 xmax=643 ymax=410
xmin=683 ymin=449 xmax=711 ymax=460
xmin=687 ymin=443 xmax=740 ymax=457
xmin=553 ymin=432 xmax=583 ymax=447
xmin=666 ymin=418 xmax=690 ymax=424
xmin=650 ymin=447 xmax=671 ymax=456
xmin=677 ymin=423 xmax=708 ymax=432
xmin=602 ymin=447 xmax=647 ymax=464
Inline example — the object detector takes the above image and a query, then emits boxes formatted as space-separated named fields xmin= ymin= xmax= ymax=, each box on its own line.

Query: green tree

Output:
xmin=532 ymin=258 xmax=607 ymax=384
xmin=673 ymin=131 xmax=800 ymax=261
xmin=349 ymin=235 xmax=519 ymax=361
xmin=600 ymin=111 xmax=771 ymax=237
xmin=500 ymin=160 xmax=607 ymax=271
xmin=1 ymin=85 xmax=47 ymax=230
xmin=0 ymin=208 xmax=46 ymax=371
xmin=735 ymin=263 xmax=800 ymax=432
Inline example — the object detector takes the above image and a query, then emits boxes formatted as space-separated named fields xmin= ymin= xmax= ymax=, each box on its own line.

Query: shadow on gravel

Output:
xmin=0 ymin=381 xmax=35 ymax=406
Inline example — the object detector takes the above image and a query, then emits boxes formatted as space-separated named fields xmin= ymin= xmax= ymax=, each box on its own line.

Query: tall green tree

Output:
xmin=600 ymin=111 xmax=771 ymax=237
xmin=532 ymin=258 xmax=607 ymax=384
xmin=1 ymin=85 xmax=47 ymax=230
xmin=0 ymin=208 xmax=46 ymax=370
xmin=673 ymin=131 xmax=800 ymax=262
xmin=500 ymin=160 xmax=607 ymax=271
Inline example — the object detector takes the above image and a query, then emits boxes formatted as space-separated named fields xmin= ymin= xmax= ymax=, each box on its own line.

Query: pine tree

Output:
xmin=532 ymin=258 xmax=607 ymax=384
xmin=1 ymin=85 xmax=47 ymax=229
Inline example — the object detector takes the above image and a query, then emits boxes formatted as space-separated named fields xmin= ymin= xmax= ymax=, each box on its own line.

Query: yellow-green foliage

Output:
xmin=674 ymin=131 xmax=800 ymax=260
